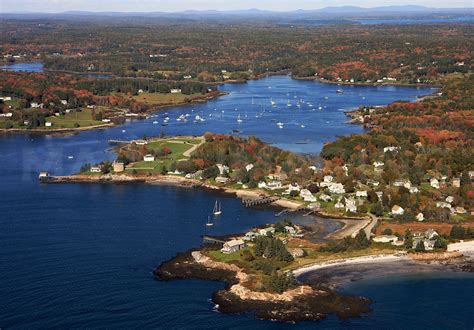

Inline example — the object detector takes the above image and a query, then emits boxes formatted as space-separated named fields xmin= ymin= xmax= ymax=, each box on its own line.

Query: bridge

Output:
xmin=242 ymin=196 xmax=279 ymax=207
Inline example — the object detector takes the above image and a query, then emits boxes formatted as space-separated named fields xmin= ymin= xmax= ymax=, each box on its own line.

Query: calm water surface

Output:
xmin=2 ymin=76 xmax=472 ymax=328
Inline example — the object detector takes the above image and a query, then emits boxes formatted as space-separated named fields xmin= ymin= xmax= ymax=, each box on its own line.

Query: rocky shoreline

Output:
xmin=154 ymin=249 xmax=371 ymax=323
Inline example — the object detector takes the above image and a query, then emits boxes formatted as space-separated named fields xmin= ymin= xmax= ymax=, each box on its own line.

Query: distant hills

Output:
xmin=4 ymin=5 xmax=473 ymax=16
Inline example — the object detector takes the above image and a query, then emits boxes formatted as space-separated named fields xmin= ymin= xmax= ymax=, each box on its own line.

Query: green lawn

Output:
xmin=127 ymin=137 xmax=202 ymax=173
xmin=129 ymin=92 xmax=203 ymax=105
xmin=45 ymin=108 xmax=106 ymax=128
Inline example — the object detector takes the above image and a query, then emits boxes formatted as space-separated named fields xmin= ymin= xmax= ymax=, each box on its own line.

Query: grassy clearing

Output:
xmin=129 ymin=92 xmax=203 ymax=105
xmin=127 ymin=137 xmax=201 ymax=173
xmin=46 ymin=108 xmax=106 ymax=128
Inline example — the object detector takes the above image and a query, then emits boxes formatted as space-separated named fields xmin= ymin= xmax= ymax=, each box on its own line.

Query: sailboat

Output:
xmin=270 ymin=98 xmax=276 ymax=106
xmin=237 ymin=114 xmax=243 ymax=123
xmin=213 ymin=200 xmax=222 ymax=215
xmin=206 ymin=215 xmax=214 ymax=227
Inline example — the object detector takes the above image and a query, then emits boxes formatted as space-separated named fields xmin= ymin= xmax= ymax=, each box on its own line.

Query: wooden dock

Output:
xmin=242 ymin=196 xmax=279 ymax=207
xmin=202 ymin=235 xmax=226 ymax=246
xmin=108 ymin=139 xmax=130 ymax=145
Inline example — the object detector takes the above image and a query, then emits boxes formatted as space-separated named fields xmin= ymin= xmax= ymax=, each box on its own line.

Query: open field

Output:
xmin=128 ymin=92 xmax=204 ymax=105
xmin=46 ymin=108 xmax=106 ymax=128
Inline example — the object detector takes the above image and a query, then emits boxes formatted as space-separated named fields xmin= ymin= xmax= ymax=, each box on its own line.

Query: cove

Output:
xmin=1 ymin=75 xmax=462 ymax=328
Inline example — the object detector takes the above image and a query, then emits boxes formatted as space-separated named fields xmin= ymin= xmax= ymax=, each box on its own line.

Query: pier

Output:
xmin=242 ymin=196 xmax=279 ymax=207
xmin=108 ymin=139 xmax=130 ymax=145
xmin=202 ymin=235 xmax=226 ymax=246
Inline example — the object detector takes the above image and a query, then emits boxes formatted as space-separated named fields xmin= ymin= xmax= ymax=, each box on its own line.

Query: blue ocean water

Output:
xmin=1 ymin=76 xmax=472 ymax=328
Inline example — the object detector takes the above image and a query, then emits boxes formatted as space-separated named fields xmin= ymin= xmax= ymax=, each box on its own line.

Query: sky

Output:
xmin=1 ymin=0 xmax=473 ymax=13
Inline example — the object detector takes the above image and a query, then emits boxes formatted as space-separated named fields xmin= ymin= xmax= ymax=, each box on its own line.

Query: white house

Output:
xmin=215 ymin=176 xmax=230 ymax=184
xmin=392 ymin=205 xmax=405 ymax=215
xmin=345 ymin=197 xmax=357 ymax=213
xmin=143 ymin=154 xmax=155 ymax=162
xmin=90 ymin=166 xmax=101 ymax=173
xmin=221 ymin=239 xmax=245 ymax=254
xmin=373 ymin=161 xmax=385 ymax=169
xmin=436 ymin=201 xmax=451 ymax=209
xmin=445 ymin=196 xmax=454 ymax=204
xmin=0 ymin=96 xmax=12 ymax=101
xmin=323 ymin=175 xmax=333 ymax=183
xmin=266 ymin=181 xmax=282 ymax=190
xmin=430 ymin=178 xmax=440 ymax=189
xmin=300 ymin=189 xmax=316 ymax=202
xmin=334 ymin=198 xmax=344 ymax=209
xmin=328 ymin=183 xmax=345 ymax=194
xmin=416 ymin=212 xmax=425 ymax=221
xmin=216 ymin=163 xmax=229 ymax=175
xmin=170 ymin=88 xmax=182 ymax=94
xmin=384 ymin=146 xmax=399 ymax=153
xmin=286 ymin=183 xmax=300 ymax=194
xmin=356 ymin=190 xmax=368 ymax=198
xmin=258 ymin=181 xmax=268 ymax=189
xmin=45 ymin=122 xmax=52 ymax=127
xmin=245 ymin=164 xmax=254 ymax=172
xmin=259 ymin=227 xmax=275 ymax=236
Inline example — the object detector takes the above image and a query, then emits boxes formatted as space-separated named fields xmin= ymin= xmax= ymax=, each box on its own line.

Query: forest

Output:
xmin=1 ymin=20 xmax=472 ymax=83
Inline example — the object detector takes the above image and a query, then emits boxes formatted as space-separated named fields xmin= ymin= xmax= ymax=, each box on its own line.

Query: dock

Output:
xmin=108 ymin=139 xmax=130 ymax=145
xmin=202 ymin=235 xmax=226 ymax=246
xmin=242 ymin=196 xmax=279 ymax=207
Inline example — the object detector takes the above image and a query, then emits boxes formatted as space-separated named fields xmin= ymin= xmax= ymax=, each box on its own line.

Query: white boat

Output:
xmin=237 ymin=114 xmax=243 ymax=123
xmin=68 ymin=156 xmax=74 ymax=159
xmin=153 ymin=121 xmax=159 ymax=124
xmin=213 ymin=200 xmax=222 ymax=215
xmin=270 ymin=98 xmax=276 ymax=106
xmin=318 ymin=106 xmax=323 ymax=110
xmin=206 ymin=215 xmax=214 ymax=227
xmin=287 ymin=100 xmax=291 ymax=107
xmin=300 ymin=124 xmax=305 ymax=128
xmin=277 ymin=122 xmax=284 ymax=128
xmin=336 ymin=89 xmax=344 ymax=94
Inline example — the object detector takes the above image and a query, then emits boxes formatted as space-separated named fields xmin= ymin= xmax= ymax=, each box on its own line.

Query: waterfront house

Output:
xmin=170 ymin=88 xmax=182 ymax=94
xmin=334 ymin=198 xmax=344 ymax=209
xmin=216 ymin=164 xmax=229 ymax=175
xmin=133 ymin=139 xmax=148 ymax=145
xmin=90 ymin=166 xmax=101 ymax=173
xmin=286 ymin=183 xmax=300 ymax=193
xmin=300 ymin=189 xmax=316 ymax=202
xmin=215 ymin=176 xmax=229 ymax=184
xmin=391 ymin=205 xmax=405 ymax=216
xmin=266 ymin=181 xmax=282 ymax=190
xmin=259 ymin=227 xmax=275 ymax=236
xmin=221 ymin=239 xmax=245 ymax=254
xmin=113 ymin=161 xmax=124 ymax=173
xmin=38 ymin=172 xmax=51 ymax=182
xmin=143 ymin=154 xmax=155 ymax=162
xmin=45 ymin=122 xmax=52 ymax=127
xmin=307 ymin=202 xmax=321 ymax=210
xmin=243 ymin=231 xmax=258 ymax=241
